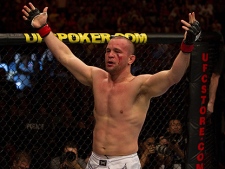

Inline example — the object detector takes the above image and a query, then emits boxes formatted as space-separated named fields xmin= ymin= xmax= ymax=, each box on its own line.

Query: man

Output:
xmin=22 ymin=3 xmax=201 ymax=168
xmin=139 ymin=135 xmax=165 ymax=169
xmin=50 ymin=141 xmax=86 ymax=169
xmin=11 ymin=151 xmax=31 ymax=169
xmin=164 ymin=119 xmax=186 ymax=169
xmin=155 ymin=119 xmax=186 ymax=169
xmin=207 ymin=32 xmax=225 ymax=115
xmin=207 ymin=32 xmax=225 ymax=168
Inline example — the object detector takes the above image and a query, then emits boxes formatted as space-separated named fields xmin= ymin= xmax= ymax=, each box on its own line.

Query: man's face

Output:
xmin=13 ymin=161 xmax=30 ymax=169
xmin=105 ymin=38 xmax=131 ymax=73
xmin=159 ymin=136 xmax=169 ymax=145
xmin=168 ymin=120 xmax=182 ymax=134
xmin=60 ymin=147 xmax=78 ymax=169
xmin=144 ymin=137 xmax=156 ymax=153
xmin=64 ymin=147 xmax=77 ymax=154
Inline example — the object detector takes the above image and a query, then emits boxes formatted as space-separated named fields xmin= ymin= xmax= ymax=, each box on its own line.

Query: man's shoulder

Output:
xmin=92 ymin=67 xmax=107 ymax=77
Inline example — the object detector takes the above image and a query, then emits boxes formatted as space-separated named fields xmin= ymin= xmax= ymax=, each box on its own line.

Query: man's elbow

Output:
xmin=168 ymin=69 xmax=185 ymax=85
xmin=169 ymin=75 xmax=182 ymax=85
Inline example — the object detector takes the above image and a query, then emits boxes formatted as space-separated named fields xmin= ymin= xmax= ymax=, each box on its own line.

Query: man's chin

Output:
xmin=105 ymin=67 xmax=113 ymax=72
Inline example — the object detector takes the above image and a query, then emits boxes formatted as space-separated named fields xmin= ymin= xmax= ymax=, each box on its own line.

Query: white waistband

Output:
xmin=92 ymin=151 xmax=137 ymax=160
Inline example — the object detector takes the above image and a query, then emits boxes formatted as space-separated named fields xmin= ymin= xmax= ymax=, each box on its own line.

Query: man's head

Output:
xmin=63 ymin=141 xmax=78 ymax=155
xmin=159 ymin=136 xmax=169 ymax=146
xmin=105 ymin=36 xmax=136 ymax=74
xmin=167 ymin=119 xmax=182 ymax=134
xmin=12 ymin=151 xmax=31 ymax=169
xmin=60 ymin=141 xmax=78 ymax=168
xmin=143 ymin=136 xmax=155 ymax=147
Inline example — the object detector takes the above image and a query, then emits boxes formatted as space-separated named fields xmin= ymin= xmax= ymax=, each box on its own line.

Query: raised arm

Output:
xmin=143 ymin=12 xmax=201 ymax=97
xmin=22 ymin=3 xmax=93 ymax=86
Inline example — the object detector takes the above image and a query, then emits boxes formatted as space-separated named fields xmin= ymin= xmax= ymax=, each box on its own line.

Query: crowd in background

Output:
xmin=0 ymin=43 xmax=190 ymax=168
xmin=0 ymin=0 xmax=225 ymax=169
xmin=0 ymin=0 xmax=225 ymax=37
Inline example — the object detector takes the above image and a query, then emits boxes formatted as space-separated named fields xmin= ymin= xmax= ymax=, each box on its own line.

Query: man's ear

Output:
xmin=128 ymin=55 xmax=136 ymax=65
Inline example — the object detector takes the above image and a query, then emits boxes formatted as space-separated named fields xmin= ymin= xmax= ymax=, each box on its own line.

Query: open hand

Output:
xmin=181 ymin=12 xmax=201 ymax=44
xmin=181 ymin=12 xmax=196 ymax=30
xmin=22 ymin=2 xmax=48 ymax=28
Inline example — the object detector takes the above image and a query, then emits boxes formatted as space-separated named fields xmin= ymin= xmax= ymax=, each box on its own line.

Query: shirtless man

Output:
xmin=22 ymin=3 xmax=201 ymax=168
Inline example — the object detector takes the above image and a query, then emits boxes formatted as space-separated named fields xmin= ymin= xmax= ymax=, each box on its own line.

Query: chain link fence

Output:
xmin=0 ymin=30 xmax=222 ymax=169
xmin=0 ymin=41 xmax=190 ymax=168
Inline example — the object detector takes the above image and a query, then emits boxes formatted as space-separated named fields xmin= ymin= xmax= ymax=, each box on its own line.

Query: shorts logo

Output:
xmin=122 ymin=164 xmax=127 ymax=169
xmin=99 ymin=160 xmax=107 ymax=166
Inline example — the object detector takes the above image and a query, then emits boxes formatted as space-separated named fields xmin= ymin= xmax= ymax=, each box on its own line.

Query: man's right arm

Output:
xmin=44 ymin=32 xmax=93 ymax=86
xmin=22 ymin=3 xmax=93 ymax=86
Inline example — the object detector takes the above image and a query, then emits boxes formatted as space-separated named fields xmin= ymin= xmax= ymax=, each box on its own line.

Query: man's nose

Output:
xmin=108 ymin=54 xmax=114 ymax=58
xmin=108 ymin=51 xmax=115 ymax=57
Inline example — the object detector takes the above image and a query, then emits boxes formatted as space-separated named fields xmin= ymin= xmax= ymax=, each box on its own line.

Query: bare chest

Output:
xmin=93 ymin=81 xmax=139 ymax=114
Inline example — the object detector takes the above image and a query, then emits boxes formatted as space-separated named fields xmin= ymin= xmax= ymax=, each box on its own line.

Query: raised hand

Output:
xmin=180 ymin=12 xmax=201 ymax=53
xmin=22 ymin=2 xmax=48 ymax=29
xmin=22 ymin=2 xmax=51 ymax=38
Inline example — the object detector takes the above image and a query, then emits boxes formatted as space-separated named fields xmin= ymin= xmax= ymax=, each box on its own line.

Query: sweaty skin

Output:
xmin=22 ymin=3 xmax=197 ymax=156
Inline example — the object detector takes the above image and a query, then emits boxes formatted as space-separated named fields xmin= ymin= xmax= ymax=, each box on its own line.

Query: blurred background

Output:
xmin=0 ymin=0 xmax=225 ymax=169
xmin=0 ymin=0 xmax=225 ymax=37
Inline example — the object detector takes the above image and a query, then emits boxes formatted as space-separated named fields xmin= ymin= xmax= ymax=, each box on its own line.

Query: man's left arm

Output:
xmin=144 ymin=12 xmax=201 ymax=98
xmin=168 ymin=12 xmax=201 ymax=85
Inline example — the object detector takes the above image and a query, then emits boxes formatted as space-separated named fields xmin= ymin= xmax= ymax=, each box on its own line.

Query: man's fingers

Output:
xmin=43 ymin=7 xmax=48 ymax=13
xmin=192 ymin=12 xmax=196 ymax=22
xmin=22 ymin=9 xmax=29 ymax=17
xmin=29 ymin=2 xmax=36 ymax=10
xmin=23 ymin=6 xmax=31 ymax=13
xmin=22 ymin=16 xmax=28 ymax=21
xmin=182 ymin=26 xmax=189 ymax=31
xmin=188 ymin=13 xmax=192 ymax=23
xmin=189 ymin=12 xmax=196 ymax=24
xmin=23 ymin=3 xmax=35 ymax=14
xmin=181 ymin=20 xmax=191 ymax=29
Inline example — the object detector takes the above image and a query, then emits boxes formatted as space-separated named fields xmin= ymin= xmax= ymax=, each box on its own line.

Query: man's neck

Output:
xmin=109 ymin=72 xmax=134 ymax=83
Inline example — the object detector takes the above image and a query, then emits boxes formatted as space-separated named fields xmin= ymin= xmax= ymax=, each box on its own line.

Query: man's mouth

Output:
xmin=107 ymin=61 xmax=114 ymax=66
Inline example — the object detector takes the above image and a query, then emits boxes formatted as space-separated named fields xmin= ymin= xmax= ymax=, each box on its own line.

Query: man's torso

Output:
xmin=91 ymin=73 xmax=151 ymax=155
